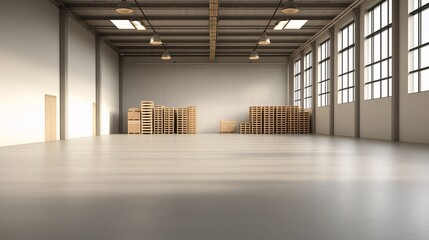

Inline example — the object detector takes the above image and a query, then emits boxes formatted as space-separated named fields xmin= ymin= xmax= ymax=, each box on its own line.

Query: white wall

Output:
xmin=123 ymin=58 xmax=287 ymax=133
xmin=67 ymin=17 xmax=96 ymax=139
xmin=100 ymin=42 xmax=120 ymax=135
xmin=0 ymin=0 xmax=59 ymax=147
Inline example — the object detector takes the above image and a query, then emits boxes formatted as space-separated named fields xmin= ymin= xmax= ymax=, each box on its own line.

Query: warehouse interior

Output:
xmin=0 ymin=0 xmax=429 ymax=239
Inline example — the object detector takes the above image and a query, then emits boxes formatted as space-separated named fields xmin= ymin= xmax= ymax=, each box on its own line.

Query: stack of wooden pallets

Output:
xmin=141 ymin=101 xmax=154 ymax=134
xmin=275 ymin=106 xmax=287 ymax=134
xmin=176 ymin=107 xmax=189 ymax=134
xmin=188 ymin=106 xmax=196 ymax=134
xmin=153 ymin=105 xmax=164 ymax=134
xmin=127 ymin=107 xmax=141 ymax=134
xmin=239 ymin=122 xmax=251 ymax=134
xmin=299 ymin=111 xmax=311 ymax=134
xmin=263 ymin=106 xmax=275 ymax=134
xmin=163 ymin=107 xmax=175 ymax=134
xmin=287 ymin=106 xmax=300 ymax=134
xmin=249 ymin=106 xmax=263 ymax=134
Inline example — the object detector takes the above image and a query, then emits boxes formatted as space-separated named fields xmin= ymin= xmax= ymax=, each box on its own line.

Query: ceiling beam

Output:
xmin=109 ymin=39 xmax=307 ymax=44
xmin=79 ymin=15 xmax=335 ymax=21
xmin=100 ymin=32 xmax=316 ymax=37
xmin=209 ymin=0 xmax=219 ymax=62
xmin=117 ymin=46 xmax=298 ymax=50
xmin=63 ymin=2 xmax=350 ymax=10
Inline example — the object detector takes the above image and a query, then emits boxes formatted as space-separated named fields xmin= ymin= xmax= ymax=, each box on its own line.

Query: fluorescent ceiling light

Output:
xmin=284 ymin=20 xmax=308 ymax=29
xmin=131 ymin=20 xmax=146 ymax=30
xmin=110 ymin=20 xmax=135 ymax=29
xmin=274 ymin=20 xmax=289 ymax=30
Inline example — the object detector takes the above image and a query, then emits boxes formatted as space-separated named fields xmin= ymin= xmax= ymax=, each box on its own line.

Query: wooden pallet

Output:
xmin=275 ymin=106 xmax=287 ymax=134
xmin=220 ymin=120 xmax=237 ymax=133
xmin=188 ymin=106 xmax=197 ymax=134
xmin=128 ymin=120 xmax=141 ymax=134
xmin=127 ymin=107 xmax=141 ymax=121
xmin=163 ymin=107 xmax=175 ymax=134
xmin=287 ymin=106 xmax=300 ymax=134
xmin=141 ymin=101 xmax=154 ymax=134
xmin=176 ymin=107 xmax=189 ymax=134
xmin=249 ymin=106 xmax=263 ymax=134
xmin=153 ymin=105 xmax=164 ymax=134
xmin=239 ymin=122 xmax=251 ymax=134
xmin=263 ymin=106 xmax=275 ymax=134
xmin=299 ymin=111 xmax=311 ymax=134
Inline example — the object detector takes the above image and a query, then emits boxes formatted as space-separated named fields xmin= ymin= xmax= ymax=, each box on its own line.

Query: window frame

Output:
xmin=364 ymin=0 xmax=393 ymax=100
xmin=408 ymin=0 xmax=429 ymax=93
xmin=293 ymin=59 xmax=302 ymax=107
xmin=338 ymin=22 xmax=356 ymax=104
xmin=303 ymin=51 xmax=313 ymax=109
xmin=318 ymin=39 xmax=331 ymax=107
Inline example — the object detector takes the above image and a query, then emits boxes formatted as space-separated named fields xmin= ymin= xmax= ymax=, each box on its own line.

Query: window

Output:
xmin=318 ymin=39 xmax=330 ymax=107
xmin=303 ymin=52 xmax=313 ymax=109
xmin=338 ymin=22 xmax=356 ymax=104
xmin=364 ymin=0 xmax=392 ymax=100
xmin=409 ymin=0 xmax=429 ymax=93
xmin=294 ymin=59 xmax=301 ymax=106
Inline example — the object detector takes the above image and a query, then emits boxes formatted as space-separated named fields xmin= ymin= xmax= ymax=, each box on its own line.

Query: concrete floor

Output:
xmin=0 ymin=134 xmax=428 ymax=240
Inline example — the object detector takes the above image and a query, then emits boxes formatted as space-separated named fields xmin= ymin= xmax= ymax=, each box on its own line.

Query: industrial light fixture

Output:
xmin=110 ymin=20 xmax=135 ymax=29
xmin=249 ymin=51 xmax=260 ymax=60
xmin=273 ymin=20 xmax=289 ymax=30
xmin=258 ymin=33 xmax=271 ymax=45
xmin=161 ymin=51 xmax=172 ymax=60
xmin=284 ymin=20 xmax=308 ymax=29
xmin=131 ymin=19 xmax=146 ymax=30
xmin=116 ymin=0 xmax=133 ymax=14
xmin=282 ymin=0 xmax=299 ymax=14
xmin=150 ymin=34 xmax=162 ymax=45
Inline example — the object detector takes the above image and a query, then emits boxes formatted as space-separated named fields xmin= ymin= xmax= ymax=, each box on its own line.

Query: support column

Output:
xmin=311 ymin=42 xmax=317 ymax=134
xmin=60 ymin=10 xmax=69 ymax=140
xmin=391 ymin=0 xmax=400 ymax=141
xmin=329 ymin=28 xmax=335 ymax=136
xmin=95 ymin=36 xmax=104 ymax=136
xmin=353 ymin=8 xmax=361 ymax=138
xmin=119 ymin=55 xmax=124 ymax=133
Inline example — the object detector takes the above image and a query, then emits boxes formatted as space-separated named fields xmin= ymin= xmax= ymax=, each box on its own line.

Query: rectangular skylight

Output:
xmin=284 ymin=20 xmax=308 ymax=29
xmin=274 ymin=20 xmax=289 ymax=30
xmin=131 ymin=20 xmax=146 ymax=31
xmin=110 ymin=20 xmax=135 ymax=30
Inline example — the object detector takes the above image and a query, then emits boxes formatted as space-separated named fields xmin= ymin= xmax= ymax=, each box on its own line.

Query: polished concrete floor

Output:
xmin=0 ymin=134 xmax=428 ymax=240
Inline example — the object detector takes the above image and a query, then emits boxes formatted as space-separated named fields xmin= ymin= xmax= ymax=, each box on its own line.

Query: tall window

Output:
xmin=338 ymin=22 xmax=356 ymax=104
xmin=318 ymin=39 xmax=330 ymax=107
xmin=294 ymin=59 xmax=302 ymax=106
xmin=409 ymin=0 xmax=429 ymax=93
xmin=364 ymin=0 xmax=392 ymax=100
xmin=303 ymin=52 xmax=313 ymax=109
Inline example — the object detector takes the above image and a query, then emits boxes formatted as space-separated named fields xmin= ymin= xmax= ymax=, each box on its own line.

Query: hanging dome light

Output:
xmin=161 ymin=51 xmax=171 ymax=60
xmin=258 ymin=33 xmax=271 ymax=45
xmin=249 ymin=51 xmax=260 ymax=60
xmin=282 ymin=0 xmax=299 ymax=14
xmin=150 ymin=34 xmax=163 ymax=45
xmin=116 ymin=0 xmax=133 ymax=14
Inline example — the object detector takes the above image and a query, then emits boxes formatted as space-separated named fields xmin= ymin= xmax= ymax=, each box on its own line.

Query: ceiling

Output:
xmin=52 ymin=0 xmax=355 ymax=60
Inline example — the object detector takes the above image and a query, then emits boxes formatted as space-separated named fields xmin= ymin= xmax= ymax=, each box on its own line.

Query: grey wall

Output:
xmin=0 ymin=0 xmax=60 ymax=146
xmin=122 ymin=57 xmax=288 ymax=133
xmin=100 ymin=42 xmax=120 ymax=135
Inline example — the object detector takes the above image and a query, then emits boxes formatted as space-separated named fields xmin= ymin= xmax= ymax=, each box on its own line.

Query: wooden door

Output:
xmin=45 ymin=95 xmax=57 ymax=141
